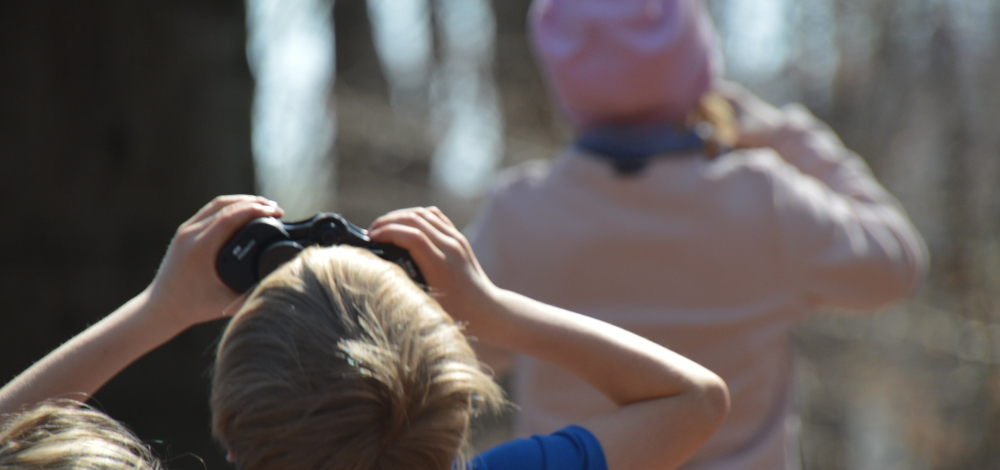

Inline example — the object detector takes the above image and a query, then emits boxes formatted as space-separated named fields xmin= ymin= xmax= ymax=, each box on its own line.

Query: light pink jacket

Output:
xmin=466 ymin=105 xmax=927 ymax=470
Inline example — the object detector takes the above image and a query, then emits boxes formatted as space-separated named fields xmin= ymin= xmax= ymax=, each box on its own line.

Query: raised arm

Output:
xmin=370 ymin=208 xmax=729 ymax=470
xmin=724 ymin=83 xmax=928 ymax=309
xmin=0 ymin=196 xmax=282 ymax=415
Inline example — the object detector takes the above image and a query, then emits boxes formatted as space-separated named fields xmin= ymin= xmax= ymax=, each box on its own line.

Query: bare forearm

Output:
xmin=0 ymin=196 xmax=280 ymax=416
xmin=0 ymin=289 xmax=182 ymax=414
xmin=469 ymin=288 xmax=728 ymax=470
xmin=470 ymin=288 xmax=720 ymax=406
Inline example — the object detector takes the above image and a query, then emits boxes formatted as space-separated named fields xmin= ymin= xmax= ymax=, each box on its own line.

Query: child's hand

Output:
xmin=716 ymin=81 xmax=786 ymax=149
xmin=147 ymin=195 xmax=283 ymax=329
xmin=368 ymin=207 xmax=498 ymax=329
xmin=0 ymin=196 xmax=283 ymax=411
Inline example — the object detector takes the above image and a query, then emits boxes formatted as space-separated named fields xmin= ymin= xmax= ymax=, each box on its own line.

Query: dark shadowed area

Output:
xmin=0 ymin=1 xmax=253 ymax=468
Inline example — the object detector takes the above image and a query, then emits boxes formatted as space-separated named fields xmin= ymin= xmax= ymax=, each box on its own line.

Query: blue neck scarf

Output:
xmin=573 ymin=125 xmax=704 ymax=176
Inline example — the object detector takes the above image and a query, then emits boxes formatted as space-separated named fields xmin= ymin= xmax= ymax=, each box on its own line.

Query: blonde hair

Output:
xmin=687 ymin=91 xmax=739 ymax=158
xmin=0 ymin=399 xmax=163 ymax=470
xmin=211 ymin=246 xmax=505 ymax=470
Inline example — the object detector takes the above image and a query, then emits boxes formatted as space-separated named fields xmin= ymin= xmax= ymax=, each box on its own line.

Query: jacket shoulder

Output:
xmin=485 ymin=159 xmax=554 ymax=204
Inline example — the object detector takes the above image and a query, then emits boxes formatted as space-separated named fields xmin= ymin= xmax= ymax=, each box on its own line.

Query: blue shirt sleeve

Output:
xmin=468 ymin=425 xmax=608 ymax=470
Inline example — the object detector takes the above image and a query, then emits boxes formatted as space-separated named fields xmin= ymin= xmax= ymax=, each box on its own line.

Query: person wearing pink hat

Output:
xmin=466 ymin=1 xmax=928 ymax=469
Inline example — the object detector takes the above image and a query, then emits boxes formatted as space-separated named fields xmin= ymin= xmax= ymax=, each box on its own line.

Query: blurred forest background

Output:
xmin=1 ymin=0 xmax=999 ymax=469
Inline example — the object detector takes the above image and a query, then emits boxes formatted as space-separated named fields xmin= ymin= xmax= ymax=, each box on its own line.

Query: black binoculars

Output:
xmin=216 ymin=212 xmax=425 ymax=293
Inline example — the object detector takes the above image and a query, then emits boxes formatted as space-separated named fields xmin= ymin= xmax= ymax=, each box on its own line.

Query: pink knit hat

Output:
xmin=530 ymin=0 xmax=721 ymax=130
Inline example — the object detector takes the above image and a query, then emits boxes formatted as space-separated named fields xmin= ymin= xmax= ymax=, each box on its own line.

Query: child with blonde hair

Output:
xmin=0 ymin=399 xmax=162 ymax=470
xmin=213 ymin=205 xmax=729 ymax=470
xmin=1 ymin=196 xmax=729 ymax=470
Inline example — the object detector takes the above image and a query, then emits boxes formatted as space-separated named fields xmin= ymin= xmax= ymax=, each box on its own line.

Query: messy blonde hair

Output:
xmin=0 ymin=399 xmax=162 ymax=470
xmin=211 ymin=246 xmax=505 ymax=470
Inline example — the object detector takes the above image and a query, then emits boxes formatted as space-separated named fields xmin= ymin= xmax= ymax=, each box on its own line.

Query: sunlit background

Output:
xmin=1 ymin=0 xmax=999 ymax=469
xmin=247 ymin=0 xmax=503 ymax=218
xmin=249 ymin=1 xmax=1000 ymax=468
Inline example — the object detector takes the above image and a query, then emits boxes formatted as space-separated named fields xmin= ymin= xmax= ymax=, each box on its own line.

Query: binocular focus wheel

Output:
xmin=258 ymin=241 xmax=305 ymax=280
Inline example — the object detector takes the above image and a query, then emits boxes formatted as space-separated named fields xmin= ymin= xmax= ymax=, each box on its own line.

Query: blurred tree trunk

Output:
xmin=0 ymin=1 xmax=253 ymax=468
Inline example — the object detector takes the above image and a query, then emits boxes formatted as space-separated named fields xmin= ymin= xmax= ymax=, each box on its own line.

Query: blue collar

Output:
xmin=573 ymin=125 xmax=704 ymax=175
